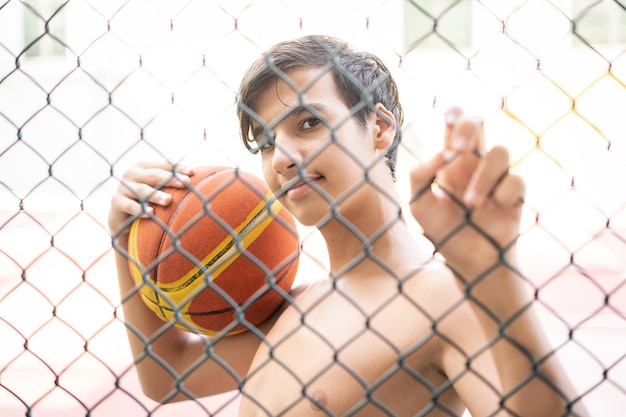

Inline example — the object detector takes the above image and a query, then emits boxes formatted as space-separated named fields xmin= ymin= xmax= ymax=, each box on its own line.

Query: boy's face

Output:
xmin=250 ymin=67 xmax=386 ymax=227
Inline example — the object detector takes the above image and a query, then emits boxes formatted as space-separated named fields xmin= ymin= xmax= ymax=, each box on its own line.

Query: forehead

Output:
xmin=252 ymin=67 xmax=345 ymax=116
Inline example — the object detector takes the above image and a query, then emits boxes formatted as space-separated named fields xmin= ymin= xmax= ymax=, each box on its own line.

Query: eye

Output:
xmin=302 ymin=117 xmax=321 ymax=130
xmin=256 ymin=131 xmax=275 ymax=152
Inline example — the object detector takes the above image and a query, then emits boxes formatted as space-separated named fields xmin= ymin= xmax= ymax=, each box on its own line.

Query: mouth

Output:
xmin=280 ymin=175 xmax=323 ymax=199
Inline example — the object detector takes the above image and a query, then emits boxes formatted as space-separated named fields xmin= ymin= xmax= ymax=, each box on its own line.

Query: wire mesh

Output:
xmin=0 ymin=0 xmax=625 ymax=416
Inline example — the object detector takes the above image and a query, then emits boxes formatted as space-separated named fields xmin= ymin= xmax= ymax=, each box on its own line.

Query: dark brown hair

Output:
xmin=237 ymin=35 xmax=404 ymax=179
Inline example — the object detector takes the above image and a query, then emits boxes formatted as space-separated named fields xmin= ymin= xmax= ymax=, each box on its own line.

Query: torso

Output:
xmin=238 ymin=263 xmax=473 ymax=416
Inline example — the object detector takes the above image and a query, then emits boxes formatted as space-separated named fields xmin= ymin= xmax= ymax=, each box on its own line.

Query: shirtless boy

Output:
xmin=109 ymin=36 xmax=588 ymax=416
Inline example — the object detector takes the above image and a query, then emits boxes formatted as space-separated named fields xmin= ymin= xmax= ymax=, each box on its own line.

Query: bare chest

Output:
xmin=238 ymin=283 xmax=464 ymax=416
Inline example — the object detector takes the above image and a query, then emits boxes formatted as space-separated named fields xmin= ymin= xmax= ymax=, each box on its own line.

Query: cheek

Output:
xmin=325 ymin=141 xmax=370 ymax=176
xmin=335 ymin=126 xmax=376 ymax=162
xmin=261 ymin=160 xmax=279 ymax=191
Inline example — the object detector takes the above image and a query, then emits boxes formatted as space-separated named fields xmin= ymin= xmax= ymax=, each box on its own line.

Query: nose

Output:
xmin=271 ymin=133 xmax=303 ymax=175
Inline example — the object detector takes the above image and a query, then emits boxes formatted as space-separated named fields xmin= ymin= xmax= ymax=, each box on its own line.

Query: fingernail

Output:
xmin=141 ymin=206 xmax=154 ymax=218
xmin=174 ymin=175 xmax=190 ymax=185
xmin=177 ymin=165 xmax=193 ymax=174
xmin=452 ymin=135 xmax=470 ymax=151
xmin=445 ymin=106 xmax=463 ymax=125
xmin=463 ymin=189 xmax=478 ymax=206
xmin=443 ymin=150 xmax=457 ymax=163
xmin=158 ymin=192 xmax=171 ymax=204
xmin=445 ymin=113 xmax=458 ymax=126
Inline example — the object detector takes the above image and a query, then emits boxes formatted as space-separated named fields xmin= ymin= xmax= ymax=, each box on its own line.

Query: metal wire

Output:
xmin=0 ymin=0 xmax=624 ymax=416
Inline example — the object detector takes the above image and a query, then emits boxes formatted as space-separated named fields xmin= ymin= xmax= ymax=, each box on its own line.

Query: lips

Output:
xmin=281 ymin=175 xmax=323 ymax=199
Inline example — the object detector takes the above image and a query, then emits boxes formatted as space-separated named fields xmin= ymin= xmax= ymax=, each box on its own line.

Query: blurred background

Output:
xmin=0 ymin=0 xmax=624 ymax=415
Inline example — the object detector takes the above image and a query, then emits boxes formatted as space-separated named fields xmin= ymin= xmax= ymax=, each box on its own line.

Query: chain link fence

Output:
xmin=1 ymin=0 xmax=625 ymax=415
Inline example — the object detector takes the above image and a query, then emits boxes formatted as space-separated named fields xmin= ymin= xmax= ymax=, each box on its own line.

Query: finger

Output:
xmin=463 ymin=146 xmax=510 ymax=207
xmin=111 ymin=193 xmax=154 ymax=220
xmin=137 ymin=160 xmax=195 ymax=176
xmin=444 ymin=106 xmax=464 ymax=150
xmin=409 ymin=152 xmax=446 ymax=205
xmin=120 ymin=183 xmax=172 ymax=207
xmin=491 ymin=174 xmax=526 ymax=207
xmin=125 ymin=166 xmax=191 ymax=189
xmin=150 ymin=168 xmax=191 ymax=188
xmin=174 ymin=164 xmax=195 ymax=176
xmin=449 ymin=116 xmax=485 ymax=154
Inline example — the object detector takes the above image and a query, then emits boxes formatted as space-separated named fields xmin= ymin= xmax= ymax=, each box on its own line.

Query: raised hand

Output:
xmin=409 ymin=107 xmax=526 ymax=281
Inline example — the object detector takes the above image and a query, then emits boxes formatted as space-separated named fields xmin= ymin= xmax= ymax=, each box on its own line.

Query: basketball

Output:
xmin=127 ymin=166 xmax=300 ymax=336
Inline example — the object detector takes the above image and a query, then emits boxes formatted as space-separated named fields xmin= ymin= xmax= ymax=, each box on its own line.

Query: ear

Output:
xmin=372 ymin=103 xmax=396 ymax=151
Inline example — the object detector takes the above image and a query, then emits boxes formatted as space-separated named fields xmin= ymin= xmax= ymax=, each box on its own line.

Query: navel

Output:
xmin=309 ymin=389 xmax=328 ymax=411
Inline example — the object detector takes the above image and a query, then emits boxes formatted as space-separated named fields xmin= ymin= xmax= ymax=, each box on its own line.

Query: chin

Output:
xmin=286 ymin=206 xmax=326 ymax=229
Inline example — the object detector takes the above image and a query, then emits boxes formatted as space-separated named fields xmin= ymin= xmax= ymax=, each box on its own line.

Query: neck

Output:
xmin=318 ymin=198 xmax=426 ymax=280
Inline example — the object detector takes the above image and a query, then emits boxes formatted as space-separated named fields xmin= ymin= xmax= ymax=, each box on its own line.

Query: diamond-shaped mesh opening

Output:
xmin=1 ymin=1 xmax=624 ymax=416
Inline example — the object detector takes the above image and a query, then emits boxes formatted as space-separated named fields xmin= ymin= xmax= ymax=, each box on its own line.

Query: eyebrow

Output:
xmin=251 ymin=102 xmax=330 ymax=140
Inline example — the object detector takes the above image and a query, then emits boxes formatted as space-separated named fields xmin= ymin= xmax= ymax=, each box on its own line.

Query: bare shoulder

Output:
xmin=401 ymin=261 xmax=464 ymax=317
xmin=402 ymin=262 xmax=496 ymax=364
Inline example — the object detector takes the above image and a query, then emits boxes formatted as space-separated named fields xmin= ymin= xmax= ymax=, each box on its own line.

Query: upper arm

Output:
xmin=433 ymin=271 xmax=589 ymax=417
xmin=440 ymin=330 xmax=505 ymax=417
xmin=425 ymin=272 xmax=505 ymax=417
xmin=174 ymin=321 xmax=272 ymax=398
xmin=154 ymin=283 xmax=312 ymax=401
xmin=135 ymin=285 xmax=309 ymax=403
xmin=136 ymin=309 xmax=275 ymax=402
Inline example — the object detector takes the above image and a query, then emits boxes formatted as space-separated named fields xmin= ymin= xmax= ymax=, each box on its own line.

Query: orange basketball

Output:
xmin=127 ymin=166 xmax=299 ymax=336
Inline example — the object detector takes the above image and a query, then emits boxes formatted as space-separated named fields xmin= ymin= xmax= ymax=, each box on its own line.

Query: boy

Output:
xmin=109 ymin=35 xmax=587 ymax=416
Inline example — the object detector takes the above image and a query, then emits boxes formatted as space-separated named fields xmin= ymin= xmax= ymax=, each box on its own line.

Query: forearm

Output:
xmin=114 ymin=238 xmax=269 ymax=401
xmin=108 ymin=165 xmax=251 ymax=400
xmin=462 ymin=261 xmax=589 ymax=417
xmin=113 ymin=243 xmax=199 ymax=401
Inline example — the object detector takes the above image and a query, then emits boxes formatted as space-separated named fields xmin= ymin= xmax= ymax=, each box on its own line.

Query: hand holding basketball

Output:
xmin=110 ymin=163 xmax=300 ymax=336
xmin=108 ymin=161 xmax=194 ymax=242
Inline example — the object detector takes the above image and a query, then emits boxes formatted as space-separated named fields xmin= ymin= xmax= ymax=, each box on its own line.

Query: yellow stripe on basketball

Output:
xmin=157 ymin=192 xmax=280 ymax=307
xmin=128 ymin=219 xmax=143 ymax=284
xmin=129 ymin=218 xmax=167 ymax=320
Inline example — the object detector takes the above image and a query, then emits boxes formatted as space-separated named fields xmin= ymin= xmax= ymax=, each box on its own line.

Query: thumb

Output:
xmin=409 ymin=152 xmax=445 ymax=206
